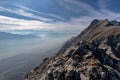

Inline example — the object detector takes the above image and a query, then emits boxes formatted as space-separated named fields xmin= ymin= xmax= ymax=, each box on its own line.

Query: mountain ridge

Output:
xmin=0 ymin=32 xmax=39 ymax=40
xmin=24 ymin=19 xmax=120 ymax=80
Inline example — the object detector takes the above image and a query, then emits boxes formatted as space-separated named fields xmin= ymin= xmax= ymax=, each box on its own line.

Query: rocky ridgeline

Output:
xmin=24 ymin=19 xmax=120 ymax=80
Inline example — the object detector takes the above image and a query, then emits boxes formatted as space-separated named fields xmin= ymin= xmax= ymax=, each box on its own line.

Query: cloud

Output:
xmin=15 ymin=9 xmax=53 ymax=22
xmin=58 ymin=0 xmax=101 ymax=16
xmin=0 ymin=2 xmax=89 ymax=33
xmin=97 ymin=0 xmax=120 ymax=20
xmin=98 ymin=0 xmax=110 ymax=9
xmin=58 ymin=0 xmax=120 ymax=21
xmin=0 ymin=4 xmax=65 ymax=22
xmin=0 ymin=15 xmax=88 ymax=33
xmin=1 ymin=0 xmax=120 ymax=35
xmin=0 ymin=6 xmax=54 ymax=22
xmin=14 ymin=4 xmax=65 ymax=21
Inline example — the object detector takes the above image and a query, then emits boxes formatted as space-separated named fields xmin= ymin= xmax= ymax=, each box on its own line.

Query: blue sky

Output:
xmin=0 ymin=0 xmax=120 ymax=34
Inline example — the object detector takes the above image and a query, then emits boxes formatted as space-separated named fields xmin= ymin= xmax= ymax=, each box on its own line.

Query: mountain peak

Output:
xmin=88 ymin=19 xmax=99 ymax=29
xmin=106 ymin=20 xmax=120 ymax=26
xmin=88 ymin=19 xmax=120 ymax=28
xmin=88 ymin=19 xmax=109 ymax=28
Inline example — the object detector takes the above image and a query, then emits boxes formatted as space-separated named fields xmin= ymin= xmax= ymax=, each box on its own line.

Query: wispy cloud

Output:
xmin=98 ymin=0 xmax=110 ymax=9
xmin=58 ymin=0 xmax=120 ymax=21
xmin=97 ymin=0 xmax=120 ymax=20
xmin=14 ymin=4 xmax=65 ymax=20
xmin=0 ymin=3 xmax=65 ymax=22
xmin=1 ymin=0 xmax=120 ymax=34
xmin=0 ymin=6 xmax=53 ymax=22
xmin=0 ymin=15 xmax=87 ymax=33
xmin=0 ymin=2 xmax=88 ymax=33
xmin=58 ymin=0 xmax=101 ymax=16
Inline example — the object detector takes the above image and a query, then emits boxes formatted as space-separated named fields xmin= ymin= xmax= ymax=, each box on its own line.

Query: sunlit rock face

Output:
xmin=24 ymin=19 xmax=120 ymax=80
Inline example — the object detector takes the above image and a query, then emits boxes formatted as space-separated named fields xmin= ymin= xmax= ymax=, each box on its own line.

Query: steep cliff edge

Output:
xmin=24 ymin=19 xmax=120 ymax=80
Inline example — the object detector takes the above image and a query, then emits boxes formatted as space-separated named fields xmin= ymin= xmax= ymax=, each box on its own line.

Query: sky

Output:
xmin=0 ymin=0 xmax=120 ymax=34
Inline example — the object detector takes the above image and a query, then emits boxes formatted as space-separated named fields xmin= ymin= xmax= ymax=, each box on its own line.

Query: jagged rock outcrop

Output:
xmin=24 ymin=19 xmax=120 ymax=80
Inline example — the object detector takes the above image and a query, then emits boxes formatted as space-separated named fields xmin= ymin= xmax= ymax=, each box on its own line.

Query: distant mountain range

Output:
xmin=0 ymin=32 xmax=39 ymax=40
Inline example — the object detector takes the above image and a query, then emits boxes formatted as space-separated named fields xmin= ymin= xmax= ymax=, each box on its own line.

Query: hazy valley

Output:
xmin=0 ymin=33 xmax=74 ymax=80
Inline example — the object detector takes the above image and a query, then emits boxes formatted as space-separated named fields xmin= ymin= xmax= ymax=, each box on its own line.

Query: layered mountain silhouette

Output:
xmin=0 ymin=32 xmax=38 ymax=40
xmin=24 ymin=19 xmax=120 ymax=80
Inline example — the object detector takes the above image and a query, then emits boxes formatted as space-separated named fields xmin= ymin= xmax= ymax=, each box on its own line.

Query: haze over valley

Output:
xmin=0 ymin=32 xmax=75 ymax=80
xmin=0 ymin=0 xmax=120 ymax=80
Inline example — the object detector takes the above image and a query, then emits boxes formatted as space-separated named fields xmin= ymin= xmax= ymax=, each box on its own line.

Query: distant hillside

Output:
xmin=0 ymin=32 xmax=39 ymax=40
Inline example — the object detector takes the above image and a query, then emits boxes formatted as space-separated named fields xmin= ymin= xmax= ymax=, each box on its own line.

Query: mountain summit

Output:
xmin=24 ymin=19 xmax=120 ymax=80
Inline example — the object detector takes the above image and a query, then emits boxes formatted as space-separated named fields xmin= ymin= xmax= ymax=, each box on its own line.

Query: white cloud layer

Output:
xmin=0 ymin=0 xmax=120 ymax=33
xmin=0 ymin=15 xmax=87 ymax=32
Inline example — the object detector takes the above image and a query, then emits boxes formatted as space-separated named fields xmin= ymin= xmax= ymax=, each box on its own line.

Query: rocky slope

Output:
xmin=24 ymin=19 xmax=120 ymax=80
